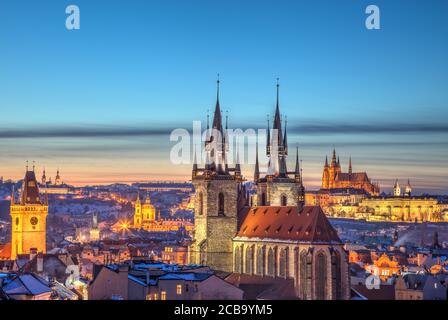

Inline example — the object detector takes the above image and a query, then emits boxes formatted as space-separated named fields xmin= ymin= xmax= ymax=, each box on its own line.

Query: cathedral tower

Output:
xmin=255 ymin=80 xmax=305 ymax=208
xmin=10 ymin=165 xmax=48 ymax=260
xmin=189 ymin=77 xmax=245 ymax=272
xmin=134 ymin=192 xmax=142 ymax=228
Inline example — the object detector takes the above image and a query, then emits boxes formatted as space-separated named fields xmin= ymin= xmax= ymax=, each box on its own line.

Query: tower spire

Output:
xmin=254 ymin=142 xmax=260 ymax=181
xmin=192 ymin=145 xmax=198 ymax=178
xmin=349 ymin=157 xmax=352 ymax=175
xmin=325 ymin=156 xmax=329 ymax=168
xmin=295 ymin=144 xmax=301 ymax=182
xmin=283 ymin=116 xmax=288 ymax=154
xmin=266 ymin=115 xmax=271 ymax=155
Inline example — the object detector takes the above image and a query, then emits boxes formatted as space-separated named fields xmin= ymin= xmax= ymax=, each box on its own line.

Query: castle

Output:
xmin=10 ymin=166 xmax=48 ymax=260
xmin=321 ymin=149 xmax=380 ymax=195
xmin=189 ymin=79 xmax=350 ymax=299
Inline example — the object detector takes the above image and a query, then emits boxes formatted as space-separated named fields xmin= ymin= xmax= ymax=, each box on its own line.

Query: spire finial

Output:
xmin=26 ymin=160 xmax=29 ymax=171
xmin=216 ymin=73 xmax=220 ymax=102
xmin=276 ymin=77 xmax=280 ymax=108
xmin=32 ymin=161 xmax=35 ymax=172
xmin=225 ymin=110 xmax=228 ymax=130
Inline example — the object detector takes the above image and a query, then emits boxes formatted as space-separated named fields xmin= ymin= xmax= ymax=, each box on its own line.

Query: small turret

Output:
xmin=393 ymin=179 xmax=401 ymax=197
xmin=348 ymin=157 xmax=352 ymax=175
xmin=294 ymin=145 xmax=301 ymax=183
xmin=404 ymin=179 xmax=412 ymax=197
xmin=254 ymin=143 xmax=260 ymax=182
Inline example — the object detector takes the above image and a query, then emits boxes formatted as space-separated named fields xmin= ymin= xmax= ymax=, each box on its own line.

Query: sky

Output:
xmin=0 ymin=0 xmax=447 ymax=193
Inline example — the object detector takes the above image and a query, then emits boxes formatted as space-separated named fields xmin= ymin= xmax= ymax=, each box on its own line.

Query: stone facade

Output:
xmin=190 ymin=177 xmax=241 ymax=272
xmin=10 ymin=170 xmax=48 ymax=260
xmin=232 ymin=240 xmax=350 ymax=300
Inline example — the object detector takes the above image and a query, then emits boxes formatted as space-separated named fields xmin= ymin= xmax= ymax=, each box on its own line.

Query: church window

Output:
xmin=256 ymin=247 xmax=264 ymax=275
xmin=15 ymin=217 xmax=19 ymax=226
xmin=279 ymin=248 xmax=288 ymax=278
xmin=299 ymin=251 xmax=308 ymax=299
xmin=281 ymin=195 xmax=287 ymax=206
xmin=234 ymin=246 xmax=242 ymax=273
xmin=267 ymin=248 xmax=275 ymax=277
xmin=245 ymin=246 xmax=254 ymax=274
xmin=176 ymin=284 xmax=182 ymax=295
xmin=331 ymin=250 xmax=342 ymax=299
xmin=316 ymin=252 xmax=327 ymax=300
xmin=261 ymin=193 xmax=267 ymax=206
xmin=218 ymin=193 xmax=225 ymax=216
xmin=198 ymin=192 xmax=203 ymax=215
xmin=161 ymin=291 xmax=167 ymax=300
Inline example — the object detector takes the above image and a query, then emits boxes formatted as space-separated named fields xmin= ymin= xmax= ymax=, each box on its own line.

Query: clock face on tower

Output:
xmin=30 ymin=216 xmax=38 ymax=226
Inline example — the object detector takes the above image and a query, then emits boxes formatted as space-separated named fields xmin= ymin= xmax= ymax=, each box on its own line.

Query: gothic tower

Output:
xmin=134 ymin=192 xmax=142 ymax=228
xmin=189 ymin=77 xmax=244 ymax=272
xmin=10 ymin=164 xmax=48 ymax=260
xmin=255 ymin=80 xmax=305 ymax=208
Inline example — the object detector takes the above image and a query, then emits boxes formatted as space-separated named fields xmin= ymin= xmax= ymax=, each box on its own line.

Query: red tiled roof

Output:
xmin=0 ymin=243 xmax=11 ymax=260
xmin=236 ymin=206 xmax=341 ymax=243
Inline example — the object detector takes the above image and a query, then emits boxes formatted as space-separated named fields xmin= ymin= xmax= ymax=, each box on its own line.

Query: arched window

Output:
xmin=331 ymin=250 xmax=342 ymax=300
xmin=300 ymin=251 xmax=308 ymax=299
xmin=15 ymin=217 xmax=19 ymax=226
xmin=315 ymin=252 xmax=327 ymax=300
xmin=279 ymin=248 xmax=288 ymax=278
xmin=261 ymin=193 xmax=267 ymax=206
xmin=218 ymin=193 xmax=225 ymax=216
xmin=256 ymin=247 xmax=264 ymax=275
xmin=234 ymin=246 xmax=242 ymax=273
xmin=281 ymin=195 xmax=287 ymax=206
xmin=267 ymin=248 xmax=275 ymax=277
xmin=198 ymin=192 xmax=203 ymax=215
xmin=245 ymin=246 xmax=254 ymax=275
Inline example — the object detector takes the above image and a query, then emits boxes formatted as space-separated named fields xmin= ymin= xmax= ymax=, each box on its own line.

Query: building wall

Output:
xmin=88 ymin=266 xmax=129 ymax=300
xmin=189 ymin=178 xmax=239 ymax=272
xmin=10 ymin=203 xmax=48 ymax=259
xmin=359 ymin=198 xmax=441 ymax=222
xmin=232 ymin=240 xmax=350 ymax=300
xmin=256 ymin=180 xmax=300 ymax=207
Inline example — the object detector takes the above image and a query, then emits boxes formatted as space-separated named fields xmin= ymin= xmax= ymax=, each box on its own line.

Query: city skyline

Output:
xmin=1 ymin=0 xmax=447 ymax=192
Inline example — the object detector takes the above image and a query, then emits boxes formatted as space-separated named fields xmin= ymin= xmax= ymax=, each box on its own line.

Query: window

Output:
xmin=261 ymin=193 xmax=267 ymax=206
xmin=279 ymin=248 xmax=288 ymax=278
xmin=267 ymin=248 xmax=275 ymax=277
xmin=256 ymin=247 xmax=264 ymax=275
xmin=218 ymin=193 xmax=225 ymax=216
xmin=315 ymin=252 xmax=327 ymax=300
xmin=153 ymin=293 xmax=158 ymax=300
xmin=198 ymin=192 xmax=203 ymax=215
xmin=245 ymin=246 xmax=254 ymax=274
xmin=300 ymin=251 xmax=308 ymax=299
xmin=176 ymin=285 xmax=182 ymax=295
xmin=161 ymin=291 xmax=166 ymax=300
xmin=281 ymin=195 xmax=287 ymax=206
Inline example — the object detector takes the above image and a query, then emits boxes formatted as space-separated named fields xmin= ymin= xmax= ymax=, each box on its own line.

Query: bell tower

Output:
xmin=10 ymin=163 xmax=48 ymax=260
xmin=189 ymin=77 xmax=244 ymax=272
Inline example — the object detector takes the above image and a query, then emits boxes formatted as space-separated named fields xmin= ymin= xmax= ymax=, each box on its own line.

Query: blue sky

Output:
xmin=0 ymin=0 xmax=447 ymax=192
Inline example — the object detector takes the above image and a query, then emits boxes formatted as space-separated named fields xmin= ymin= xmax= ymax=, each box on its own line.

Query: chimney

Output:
xmin=37 ymin=253 xmax=44 ymax=273
xmin=29 ymin=248 xmax=38 ymax=261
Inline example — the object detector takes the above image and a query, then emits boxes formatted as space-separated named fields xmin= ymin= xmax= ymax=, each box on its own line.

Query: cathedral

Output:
xmin=321 ymin=149 xmax=380 ymax=195
xmin=189 ymin=79 xmax=350 ymax=299
xmin=10 ymin=166 xmax=48 ymax=260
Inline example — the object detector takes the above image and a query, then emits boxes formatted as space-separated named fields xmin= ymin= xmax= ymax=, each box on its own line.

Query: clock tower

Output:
xmin=10 ymin=166 xmax=48 ymax=260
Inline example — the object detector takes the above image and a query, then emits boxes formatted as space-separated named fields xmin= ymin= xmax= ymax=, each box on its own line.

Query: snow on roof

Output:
xmin=3 ymin=274 xmax=52 ymax=296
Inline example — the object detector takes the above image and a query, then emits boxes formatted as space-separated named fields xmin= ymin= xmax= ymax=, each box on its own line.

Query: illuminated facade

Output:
xmin=321 ymin=150 xmax=380 ymax=196
xmin=189 ymin=80 xmax=350 ymax=299
xmin=359 ymin=196 xmax=443 ymax=222
xmin=10 ymin=168 xmax=48 ymax=260
xmin=133 ymin=192 xmax=193 ymax=232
